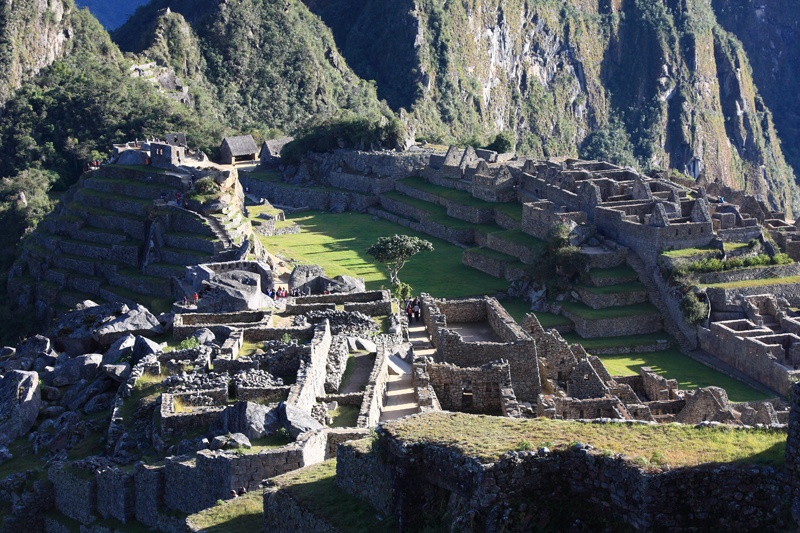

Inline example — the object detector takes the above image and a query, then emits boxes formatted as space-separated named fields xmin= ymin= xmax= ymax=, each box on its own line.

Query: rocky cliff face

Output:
xmin=305 ymin=0 xmax=800 ymax=215
xmin=0 ymin=0 xmax=75 ymax=107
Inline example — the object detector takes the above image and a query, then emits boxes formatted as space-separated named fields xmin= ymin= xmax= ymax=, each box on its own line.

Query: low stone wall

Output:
xmin=160 ymin=389 xmax=227 ymax=438
xmin=583 ymin=247 xmax=628 ymax=269
xmin=412 ymin=356 xmax=441 ymax=414
xmin=173 ymin=310 xmax=273 ymax=340
xmin=236 ymin=384 xmax=291 ymax=403
xmin=325 ymin=428 xmax=371 ymax=459
xmin=96 ymin=468 xmax=135 ymax=523
xmin=286 ymin=322 xmax=333 ymax=412
xmin=240 ymin=175 xmax=378 ymax=212
xmin=706 ymin=281 xmax=800 ymax=306
xmin=263 ymin=485 xmax=340 ymax=533
xmin=573 ymin=286 xmax=649 ymax=310
xmin=336 ymin=421 xmax=788 ymax=533
xmin=335 ymin=442 xmax=394 ymax=516
xmin=294 ymin=290 xmax=389 ymax=305
xmin=285 ymin=303 xmax=336 ymax=314
xmin=1 ymin=480 xmax=54 ymax=533
xmin=694 ymin=262 xmax=800 ymax=286
xmin=486 ymin=233 xmax=543 ymax=265
xmin=49 ymin=463 xmax=97 ymax=525
xmin=343 ymin=300 xmax=392 ymax=315
xmin=462 ymin=249 xmax=507 ymax=278
xmin=356 ymin=343 xmax=391 ymax=427
xmin=560 ymin=308 xmax=663 ymax=338
xmin=319 ymin=392 xmax=364 ymax=407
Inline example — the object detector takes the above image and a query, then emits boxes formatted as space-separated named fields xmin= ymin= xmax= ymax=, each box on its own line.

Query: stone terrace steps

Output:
xmin=205 ymin=213 xmax=233 ymax=249
xmin=626 ymin=250 xmax=695 ymax=352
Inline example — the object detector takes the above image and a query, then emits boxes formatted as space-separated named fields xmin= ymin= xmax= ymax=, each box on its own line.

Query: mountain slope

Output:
xmin=113 ymin=0 xmax=392 ymax=135
xmin=303 ymin=0 xmax=800 ymax=216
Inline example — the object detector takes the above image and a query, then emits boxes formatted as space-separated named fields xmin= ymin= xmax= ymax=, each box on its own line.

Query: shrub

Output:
xmin=280 ymin=333 xmax=292 ymax=344
xmin=680 ymin=291 xmax=708 ymax=325
xmin=194 ymin=177 xmax=219 ymax=195
xmin=485 ymin=132 xmax=514 ymax=153
xmin=391 ymin=281 xmax=413 ymax=301
xmin=515 ymin=440 xmax=534 ymax=451
xmin=179 ymin=337 xmax=200 ymax=350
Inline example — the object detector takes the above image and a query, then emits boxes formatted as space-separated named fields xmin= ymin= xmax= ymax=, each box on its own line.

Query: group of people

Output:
xmin=404 ymin=297 xmax=422 ymax=323
xmin=182 ymin=293 xmax=199 ymax=306
xmin=230 ymin=486 xmax=247 ymax=498
xmin=266 ymin=287 xmax=301 ymax=299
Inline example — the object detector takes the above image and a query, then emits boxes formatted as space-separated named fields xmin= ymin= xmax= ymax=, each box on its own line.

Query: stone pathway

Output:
xmin=340 ymin=351 xmax=374 ymax=394
xmin=377 ymin=322 xmax=434 ymax=423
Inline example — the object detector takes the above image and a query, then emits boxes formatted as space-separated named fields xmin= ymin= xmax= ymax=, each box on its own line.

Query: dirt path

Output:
xmin=340 ymin=351 xmax=374 ymax=394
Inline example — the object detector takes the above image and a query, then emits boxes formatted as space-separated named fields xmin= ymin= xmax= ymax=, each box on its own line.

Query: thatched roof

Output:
xmin=221 ymin=135 xmax=258 ymax=156
xmin=259 ymin=137 xmax=294 ymax=159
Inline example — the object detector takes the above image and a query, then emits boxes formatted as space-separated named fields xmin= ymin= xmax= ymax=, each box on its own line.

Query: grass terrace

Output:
xmin=114 ymin=164 xmax=168 ymax=174
xmin=399 ymin=177 xmax=523 ymax=220
xmin=79 ymin=188 xmax=153 ymax=207
xmin=92 ymin=175 xmax=177 ymax=190
xmin=661 ymin=245 xmax=720 ymax=258
xmin=490 ymin=228 xmax=547 ymax=251
xmin=466 ymin=246 xmax=518 ymax=262
xmin=186 ymin=491 xmax=262 ymax=533
xmin=499 ymin=298 xmax=575 ymax=328
xmin=259 ymin=211 xmax=509 ymax=298
xmin=701 ymin=275 xmax=800 ymax=289
xmin=558 ymin=300 xmax=660 ymax=320
xmin=383 ymin=412 xmax=786 ymax=466
xmin=65 ymin=201 xmax=145 ymax=221
xmin=593 ymin=347 xmax=771 ymax=402
xmin=269 ymin=460 xmax=398 ymax=532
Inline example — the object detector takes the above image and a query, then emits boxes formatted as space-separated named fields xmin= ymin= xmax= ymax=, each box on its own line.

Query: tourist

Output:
xmin=238 ymin=487 xmax=247 ymax=496
xmin=193 ymin=293 xmax=198 ymax=305
xmin=230 ymin=490 xmax=238 ymax=499
xmin=183 ymin=296 xmax=187 ymax=306
xmin=406 ymin=304 xmax=413 ymax=323
xmin=413 ymin=301 xmax=421 ymax=323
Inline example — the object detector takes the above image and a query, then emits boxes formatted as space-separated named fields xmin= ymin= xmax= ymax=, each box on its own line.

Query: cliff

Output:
xmin=304 ymin=0 xmax=800 ymax=216
xmin=0 ymin=0 xmax=76 ymax=107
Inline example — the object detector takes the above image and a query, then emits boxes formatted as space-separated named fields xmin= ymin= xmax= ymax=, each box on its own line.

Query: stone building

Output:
xmin=219 ymin=135 xmax=258 ymax=165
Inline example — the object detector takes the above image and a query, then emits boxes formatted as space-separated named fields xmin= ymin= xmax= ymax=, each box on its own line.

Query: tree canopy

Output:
xmin=366 ymin=234 xmax=433 ymax=286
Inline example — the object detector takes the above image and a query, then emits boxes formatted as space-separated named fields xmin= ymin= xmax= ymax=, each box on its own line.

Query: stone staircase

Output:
xmin=626 ymin=250 xmax=695 ymax=352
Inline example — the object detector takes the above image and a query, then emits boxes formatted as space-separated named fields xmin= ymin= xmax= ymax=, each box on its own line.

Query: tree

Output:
xmin=366 ymin=235 xmax=433 ymax=286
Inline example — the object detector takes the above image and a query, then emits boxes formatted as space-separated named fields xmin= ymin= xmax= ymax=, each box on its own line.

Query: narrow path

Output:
xmin=408 ymin=322 xmax=436 ymax=360
xmin=380 ymin=373 xmax=417 ymax=422
xmin=340 ymin=352 xmax=374 ymax=394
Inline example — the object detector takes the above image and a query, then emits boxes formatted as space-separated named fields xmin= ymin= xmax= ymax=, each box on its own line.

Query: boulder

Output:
xmin=210 ymin=401 xmax=282 ymax=440
xmin=192 ymin=329 xmax=216 ymax=345
xmin=68 ymin=377 xmax=114 ymax=412
xmin=84 ymin=392 xmax=116 ymax=415
xmin=225 ymin=433 xmax=251 ymax=449
xmin=158 ymin=312 xmax=174 ymax=331
xmin=17 ymin=358 xmax=33 ymax=371
xmin=40 ymin=406 xmax=66 ymax=419
xmin=0 ymin=347 xmax=15 ymax=358
xmin=58 ymin=379 xmax=88 ymax=407
xmin=50 ymin=302 xmax=130 ymax=356
xmin=93 ymin=304 xmax=163 ymax=347
xmin=48 ymin=411 xmax=82 ymax=453
xmin=355 ymin=337 xmax=377 ymax=353
xmin=43 ymin=386 xmax=60 ymax=401
xmin=103 ymin=363 xmax=131 ymax=383
xmin=16 ymin=335 xmax=51 ymax=359
xmin=0 ymin=371 xmax=41 ymax=445
xmin=132 ymin=336 xmax=162 ymax=364
xmin=33 ymin=352 xmax=58 ymax=373
xmin=49 ymin=354 xmax=103 ymax=387
xmin=103 ymin=334 xmax=135 ymax=365
xmin=278 ymin=402 xmax=322 ymax=439
xmin=211 ymin=435 xmax=227 ymax=450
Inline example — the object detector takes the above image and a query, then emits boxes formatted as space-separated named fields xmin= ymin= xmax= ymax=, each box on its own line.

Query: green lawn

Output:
xmin=702 ymin=275 xmax=800 ymax=289
xmin=465 ymin=247 xmax=518 ymax=261
xmin=259 ymin=211 xmax=509 ymax=297
xmin=595 ymin=347 xmax=771 ymax=402
xmin=187 ymin=491 xmax=262 ymax=533
xmin=329 ymin=405 xmax=360 ymax=428
xmin=385 ymin=412 xmax=786 ymax=466
xmin=558 ymin=300 xmax=660 ymax=320
xmin=499 ymin=298 xmax=574 ymax=328
xmin=661 ymin=246 xmax=719 ymax=258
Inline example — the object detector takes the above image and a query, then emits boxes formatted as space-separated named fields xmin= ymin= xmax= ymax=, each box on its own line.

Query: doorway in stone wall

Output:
xmin=461 ymin=379 xmax=473 ymax=410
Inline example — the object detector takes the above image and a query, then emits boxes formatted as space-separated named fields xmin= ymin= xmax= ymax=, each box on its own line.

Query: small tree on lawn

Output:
xmin=366 ymin=235 xmax=434 ymax=287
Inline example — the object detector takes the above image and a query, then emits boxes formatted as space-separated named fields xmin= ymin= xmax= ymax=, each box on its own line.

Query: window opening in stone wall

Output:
xmin=461 ymin=379 xmax=473 ymax=411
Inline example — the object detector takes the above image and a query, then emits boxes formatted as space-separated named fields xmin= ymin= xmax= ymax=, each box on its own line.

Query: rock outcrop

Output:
xmin=0 ymin=371 xmax=41 ymax=445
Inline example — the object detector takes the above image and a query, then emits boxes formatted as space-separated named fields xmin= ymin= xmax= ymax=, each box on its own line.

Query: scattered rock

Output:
xmin=103 ymin=334 xmax=135 ymax=365
xmin=68 ymin=377 xmax=113 ymax=412
xmin=40 ymin=406 xmax=66 ymax=419
xmin=132 ymin=336 xmax=162 ymax=364
xmin=103 ymin=363 xmax=131 ymax=383
xmin=0 ymin=371 xmax=41 ymax=445
xmin=211 ymin=435 xmax=227 ymax=450
xmin=192 ymin=328 xmax=216 ymax=345
xmin=210 ymin=401 xmax=282 ymax=440
xmin=355 ymin=337 xmax=377 ymax=353
xmin=84 ymin=392 xmax=116 ymax=414
xmin=49 ymin=354 xmax=103 ymax=387
xmin=43 ymin=386 xmax=60 ymax=402
xmin=93 ymin=304 xmax=163 ymax=347
xmin=225 ymin=433 xmax=251 ymax=449
xmin=278 ymin=402 xmax=323 ymax=438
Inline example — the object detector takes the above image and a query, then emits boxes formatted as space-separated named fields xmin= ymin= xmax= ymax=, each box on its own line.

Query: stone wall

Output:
xmin=335 ymin=441 xmax=394 ymax=516
xmin=240 ymin=175 xmax=378 ymax=212
xmin=160 ymin=389 xmax=226 ymax=437
xmin=96 ymin=468 xmax=135 ymax=523
xmin=694 ymin=262 xmax=800 ymax=286
xmin=294 ymin=290 xmax=390 ymax=305
xmin=462 ymin=249 xmax=507 ymax=278
xmin=707 ymin=281 xmax=800 ymax=307
xmin=573 ymin=286 xmax=649 ymax=309
xmin=263 ymin=484 xmax=340 ymax=533
xmin=286 ymin=322 xmax=333 ymax=412
xmin=426 ymin=360 xmax=509 ymax=413
xmin=559 ymin=307 xmax=663 ymax=338
xmin=49 ymin=463 xmax=97 ymax=525
xmin=485 ymin=232 xmax=544 ymax=265
xmin=173 ymin=310 xmax=272 ymax=340
xmin=357 ymin=343 xmax=391 ymax=427
xmin=697 ymin=321 xmax=800 ymax=394
xmin=336 ymin=421 xmax=788 ymax=532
